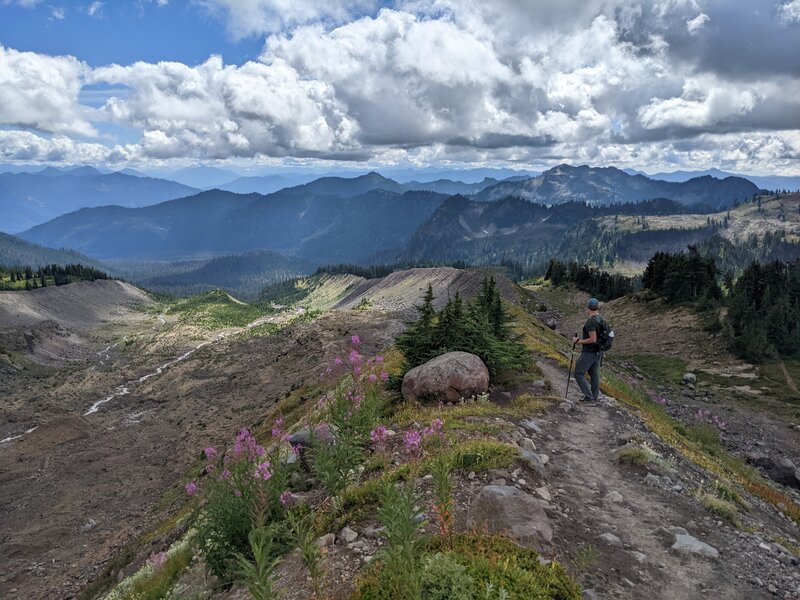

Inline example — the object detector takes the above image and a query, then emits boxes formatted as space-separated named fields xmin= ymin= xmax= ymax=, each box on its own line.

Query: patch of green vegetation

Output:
xmin=614 ymin=445 xmax=655 ymax=466
xmin=617 ymin=353 xmax=687 ymax=385
xmin=571 ymin=544 xmax=599 ymax=574
xmin=758 ymin=360 xmax=800 ymax=405
xmin=165 ymin=289 xmax=266 ymax=330
xmin=353 ymin=534 xmax=581 ymax=600
xmin=698 ymin=492 xmax=739 ymax=525
xmin=711 ymin=480 xmax=751 ymax=512
xmin=685 ymin=423 xmax=721 ymax=454
xmin=107 ymin=536 xmax=195 ymax=600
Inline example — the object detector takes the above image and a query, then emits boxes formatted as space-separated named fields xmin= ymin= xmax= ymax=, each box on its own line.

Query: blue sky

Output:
xmin=0 ymin=1 xmax=799 ymax=175
xmin=0 ymin=2 xmax=264 ymax=66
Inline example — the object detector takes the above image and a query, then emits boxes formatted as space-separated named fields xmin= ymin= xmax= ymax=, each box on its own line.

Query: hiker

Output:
xmin=572 ymin=298 xmax=604 ymax=403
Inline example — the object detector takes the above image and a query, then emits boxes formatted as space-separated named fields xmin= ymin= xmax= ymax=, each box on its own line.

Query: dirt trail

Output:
xmin=534 ymin=358 xmax=779 ymax=599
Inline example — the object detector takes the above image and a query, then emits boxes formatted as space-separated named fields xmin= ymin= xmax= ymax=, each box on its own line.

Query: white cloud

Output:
xmin=0 ymin=45 xmax=95 ymax=137
xmin=0 ymin=0 xmax=42 ymax=6
xmin=198 ymin=0 xmax=375 ymax=38
xmin=49 ymin=5 xmax=65 ymax=19
xmin=638 ymin=76 xmax=761 ymax=130
xmin=90 ymin=55 xmax=356 ymax=159
xmin=686 ymin=12 xmax=709 ymax=34
xmin=87 ymin=1 xmax=102 ymax=17
xmin=778 ymin=0 xmax=800 ymax=23
xmin=0 ymin=130 xmax=137 ymax=163
xmin=0 ymin=0 xmax=798 ymax=174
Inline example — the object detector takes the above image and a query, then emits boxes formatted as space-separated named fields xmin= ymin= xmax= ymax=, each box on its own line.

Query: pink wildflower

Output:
xmin=204 ymin=446 xmax=217 ymax=459
xmin=254 ymin=461 xmax=273 ymax=480
xmin=351 ymin=335 xmax=361 ymax=346
xmin=185 ymin=481 xmax=197 ymax=495
xmin=221 ymin=469 xmax=231 ymax=480
xmin=371 ymin=425 xmax=388 ymax=448
xmin=380 ymin=371 xmax=389 ymax=382
xmin=375 ymin=355 xmax=384 ymax=363
xmin=279 ymin=490 xmax=294 ymax=507
xmin=368 ymin=373 xmax=378 ymax=382
xmin=353 ymin=365 xmax=362 ymax=378
xmin=349 ymin=350 xmax=361 ymax=365
xmin=404 ymin=430 xmax=422 ymax=455
xmin=334 ymin=356 xmax=343 ymax=366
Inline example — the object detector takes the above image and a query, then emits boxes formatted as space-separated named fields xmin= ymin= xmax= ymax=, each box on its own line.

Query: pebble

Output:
xmin=643 ymin=473 xmax=662 ymax=487
xmin=517 ymin=478 xmax=527 ymax=486
xmin=630 ymin=551 xmax=647 ymax=564
xmin=560 ymin=401 xmax=573 ymax=413
xmin=535 ymin=487 xmax=552 ymax=501
xmin=468 ymin=471 xmax=476 ymax=480
xmin=605 ymin=491 xmax=624 ymax=503
xmin=316 ymin=533 xmax=336 ymax=548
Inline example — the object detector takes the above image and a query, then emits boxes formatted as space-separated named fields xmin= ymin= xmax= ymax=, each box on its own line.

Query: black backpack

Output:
xmin=593 ymin=315 xmax=615 ymax=352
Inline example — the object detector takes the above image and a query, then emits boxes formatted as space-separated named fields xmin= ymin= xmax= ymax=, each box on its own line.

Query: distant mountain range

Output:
xmin=15 ymin=167 xmax=763 ymax=265
xmin=475 ymin=164 xmax=759 ymax=208
xmin=634 ymin=168 xmax=800 ymax=192
xmin=18 ymin=174 xmax=448 ymax=263
xmin=0 ymin=167 xmax=198 ymax=233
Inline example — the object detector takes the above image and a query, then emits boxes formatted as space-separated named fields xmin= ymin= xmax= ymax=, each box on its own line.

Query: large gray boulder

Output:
xmin=401 ymin=351 xmax=489 ymax=403
xmin=466 ymin=485 xmax=553 ymax=545
xmin=768 ymin=457 xmax=800 ymax=490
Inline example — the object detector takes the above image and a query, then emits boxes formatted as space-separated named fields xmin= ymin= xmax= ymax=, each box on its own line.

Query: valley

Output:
xmin=1 ymin=268 xmax=799 ymax=599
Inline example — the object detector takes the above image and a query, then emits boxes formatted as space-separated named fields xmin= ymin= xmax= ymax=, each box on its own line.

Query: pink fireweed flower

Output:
xmin=185 ymin=481 xmax=197 ymax=495
xmin=351 ymin=335 xmax=361 ymax=346
xmin=375 ymin=355 xmax=384 ymax=363
xmin=254 ymin=461 xmax=273 ymax=480
xmin=422 ymin=418 xmax=445 ymax=440
xmin=279 ymin=490 xmax=294 ymax=507
xmin=370 ymin=425 xmax=388 ymax=450
xmin=204 ymin=446 xmax=217 ymax=459
xmin=368 ymin=373 xmax=378 ymax=382
xmin=404 ymin=430 xmax=422 ymax=455
xmin=325 ymin=367 xmax=333 ymax=376
xmin=349 ymin=350 xmax=361 ymax=365
xmin=353 ymin=365 xmax=362 ymax=378
xmin=221 ymin=469 xmax=232 ymax=480
xmin=380 ymin=372 xmax=389 ymax=382
xmin=334 ymin=356 xmax=343 ymax=366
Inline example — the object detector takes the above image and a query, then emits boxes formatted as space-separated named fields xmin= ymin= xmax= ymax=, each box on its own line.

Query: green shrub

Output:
xmin=288 ymin=509 xmax=327 ymax=599
xmin=396 ymin=278 xmax=529 ymax=377
xmin=445 ymin=535 xmax=582 ymax=600
xmin=614 ymin=445 xmax=655 ymax=466
xmin=420 ymin=553 xmax=476 ymax=600
xmin=699 ymin=492 xmax=739 ymax=524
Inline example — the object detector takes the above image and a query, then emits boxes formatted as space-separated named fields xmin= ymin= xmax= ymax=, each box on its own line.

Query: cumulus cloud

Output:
xmin=0 ymin=45 xmax=95 ymax=137
xmin=0 ymin=0 xmax=798 ymax=173
xmin=686 ymin=12 xmax=709 ymax=33
xmin=778 ymin=0 xmax=800 ymax=23
xmin=198 ymin=0 xmax=375 ymax=38
xmin=91 ymin=55 xmax=357 ymax=159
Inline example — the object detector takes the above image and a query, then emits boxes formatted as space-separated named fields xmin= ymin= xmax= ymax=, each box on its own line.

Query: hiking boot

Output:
xmin=580 ymin=396 xmax=596 ymax=403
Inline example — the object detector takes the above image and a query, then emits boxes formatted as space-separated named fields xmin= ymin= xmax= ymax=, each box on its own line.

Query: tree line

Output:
xmin=544 ymin=259 xmax=636 ymax=300
xmin=0 ymin=263 xmax=109 ymax=291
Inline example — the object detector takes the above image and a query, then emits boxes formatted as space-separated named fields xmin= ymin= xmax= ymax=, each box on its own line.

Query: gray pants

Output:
xmin=574 ymin=351 xmax=601 ymax=401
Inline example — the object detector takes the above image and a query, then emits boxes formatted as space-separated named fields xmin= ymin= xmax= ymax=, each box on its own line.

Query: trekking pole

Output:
xmin=565 ymin=334 xmax=577 ymax=400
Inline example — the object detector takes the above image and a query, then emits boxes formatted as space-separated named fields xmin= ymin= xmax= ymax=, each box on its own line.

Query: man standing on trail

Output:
xmin=572 ymin=298 xmax=604 ymax=403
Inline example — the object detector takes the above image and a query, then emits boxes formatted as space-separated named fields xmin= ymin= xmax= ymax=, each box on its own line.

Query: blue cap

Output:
xmin=587 ymin=298 xmax=600 ymax=309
